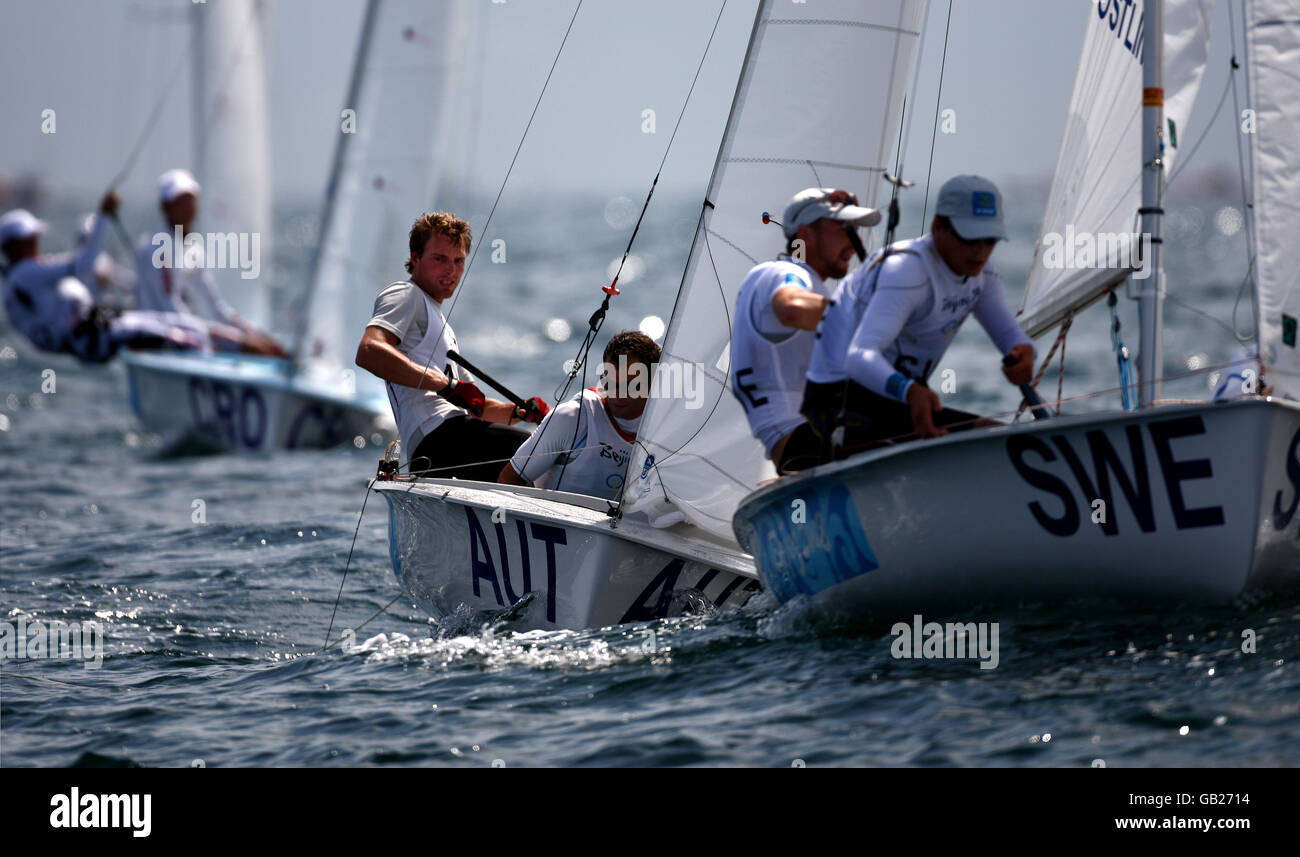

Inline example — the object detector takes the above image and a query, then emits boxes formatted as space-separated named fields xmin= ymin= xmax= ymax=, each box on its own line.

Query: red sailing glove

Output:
xmin=522 ymin=397 xmax=549 ymax=424
xmin=441 ymin=378 xmax=485 ymax=417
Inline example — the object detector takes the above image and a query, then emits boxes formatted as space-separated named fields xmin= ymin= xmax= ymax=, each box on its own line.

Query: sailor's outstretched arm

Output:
xmin=355 ymin=325 xmax=451 ymax=392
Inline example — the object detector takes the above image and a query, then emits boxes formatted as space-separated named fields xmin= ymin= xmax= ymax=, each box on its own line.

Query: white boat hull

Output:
xmin=375 ymin=479 xmax=762 ymax=631
xmin=733 ymin=398 xmax=1300 ymax=619
xmin=122 ymin=350 xmax=395 ymax=452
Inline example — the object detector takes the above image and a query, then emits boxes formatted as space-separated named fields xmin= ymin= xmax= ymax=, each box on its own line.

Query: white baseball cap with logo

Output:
xmin=934 ymin=174 xmax=1006 ymax=241
xmin=0 ymin=209 xmax=48 ymax=243
xmin=781 ymin=187 xmax=882 ymax=239
xmin=158 ymin=168 xmax=202 ymax=204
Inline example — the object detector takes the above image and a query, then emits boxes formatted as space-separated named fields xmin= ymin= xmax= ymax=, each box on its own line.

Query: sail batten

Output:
xmin=623 ymin=0 xmax=929 ymax=541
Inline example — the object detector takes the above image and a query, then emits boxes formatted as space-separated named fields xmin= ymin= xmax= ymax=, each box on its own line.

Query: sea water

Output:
xmin=2 ymin=191 xmax=1296 ymax=767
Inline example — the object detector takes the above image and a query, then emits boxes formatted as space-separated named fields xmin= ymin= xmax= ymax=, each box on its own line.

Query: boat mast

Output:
xmin=1138 ymin=0 xmax=1165 ymax=407
xmin=289 ymin=0 xmax=381 ymax=370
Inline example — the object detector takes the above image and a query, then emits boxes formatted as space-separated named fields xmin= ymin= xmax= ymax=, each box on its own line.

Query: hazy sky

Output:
xmin=0 ymin=0 xmax=1250 ymax=214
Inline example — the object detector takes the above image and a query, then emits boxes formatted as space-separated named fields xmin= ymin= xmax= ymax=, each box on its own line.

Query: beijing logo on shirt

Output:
xmin=972 ymin=192 xmax=997 ymax=217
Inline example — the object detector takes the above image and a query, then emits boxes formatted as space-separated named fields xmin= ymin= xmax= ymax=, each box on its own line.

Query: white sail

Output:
xmin=1247 ymin=0 xmax=1300 ymax=398
xmin=1019 ymin=0 xmax=1216 ymax=338
xmin=193 ymin=0 xmax=273 ymax=329
xmin=298 ymin=0 xmax=467 ymax=397
xmin=622 ymin=0 xmax=928 ymax=541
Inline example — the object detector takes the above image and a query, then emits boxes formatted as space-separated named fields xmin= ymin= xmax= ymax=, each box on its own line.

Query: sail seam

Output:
xmin=763 ymin=18 xmax=920 ymax=37
xmin=725 ymin=157 xmax=886 ymax=172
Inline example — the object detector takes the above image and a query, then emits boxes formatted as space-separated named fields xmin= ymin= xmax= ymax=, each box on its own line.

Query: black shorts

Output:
xmin=774 ymin=421 xmax=822 ymax=474
xmin=409 ymin=416 xmax=531 ymax=482
xmin=801 ymin=378 xmax=980 ymax=461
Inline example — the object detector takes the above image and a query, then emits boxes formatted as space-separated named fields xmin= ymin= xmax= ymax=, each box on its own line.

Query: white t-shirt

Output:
xmin=729 ymin=258 xmax=828 ymax=454
xmin=2 ymin=213 xmax=106 ymax=353
xmin=367 ymin=280 xmax=475 ymax=453
xmin=510 ymin=388 xmax=638 ymax=500
xmin=808 ymin=234 xmax=1033 ymax=402
xmin=135 ymin=229 xmax=242 ymax=327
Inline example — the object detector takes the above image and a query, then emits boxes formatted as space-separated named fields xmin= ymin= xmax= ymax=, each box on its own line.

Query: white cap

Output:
xmin=158 ymin=168 xmax=201 ymax=204
xmin=934 ymin=174 xmax=1006 ymax=241
xmin=781 ymin=188 xmax=881 ymax=239
xmin=0 ymin=209 xmax=47 ymax=243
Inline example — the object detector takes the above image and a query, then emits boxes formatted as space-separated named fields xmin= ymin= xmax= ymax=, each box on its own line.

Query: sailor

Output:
xmin=499 ymin=330 xmax=659 ymax=499
xmin=356 ymin=211 xmax=549 ymax=480
xmin=802 ymin=174 xmax=1035 ymax=458
xmin=74 ymin=211 xmax=135 ymax=309
xmin=1 ymin=193 xmax=221 ymax=361
xmin=135 ymin=169 xmax=285 ymax=357
xmin=729 ymin=187 xmax=881 ymax=473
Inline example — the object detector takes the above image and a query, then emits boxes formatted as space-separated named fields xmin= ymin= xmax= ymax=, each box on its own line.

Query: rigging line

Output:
xmin=438 ymin=0 xmax=585 ymax=328
xmin=542 ymin=0 xmax=732 ymax=486
xmin=1166 ymin=290 xmax=1252 ymax=340
xmin=321 ymin=477 xmax=376 ymax=652
xmin=1166 ymin=74 xmax=1234 ymax=187
xmin=603 ymin=0 xmax=728 ymax=291
xmin=320 ymin=592 xmax=405 ymax=654
xmin=622 ymin=226 xmax=734 ymax=479
xmin=919 ymin=0 xmax=953 ymax=230
xmin=109 ymin=44 xmax=192 ymax=190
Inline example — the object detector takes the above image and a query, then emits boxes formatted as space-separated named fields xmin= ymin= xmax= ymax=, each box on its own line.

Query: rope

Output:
xmin=319 ymin=592 xmax=405 ymax=654
xmin=438 ymin=0 xmax=585 ymax=329
xmin=1016 ymin=317 xmax=1071 ymax=421
xmin=320 ymin=477 xmax=376 ymax=651
xmin=919 ymin=0 xmax=953 ymax=229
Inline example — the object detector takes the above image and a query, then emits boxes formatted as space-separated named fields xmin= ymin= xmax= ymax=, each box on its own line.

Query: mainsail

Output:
xmin=192 ymin=0 xmax=273 ymax=330
xmin=622 ymin=0 xmax=929 ymax=541
xmin=1246 ymin=0 xmax=1300 ymax=399
xmin=1018 ymin=0 xmax=1216 ymax=338
xmin=297 ymin=0 xmax=467 ymax=397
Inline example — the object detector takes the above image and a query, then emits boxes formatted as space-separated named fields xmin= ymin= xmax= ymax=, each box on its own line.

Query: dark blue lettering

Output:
xmin=620 ymin=559 xmax=685 ymax=623
xmin=1272 ymin=427 xmax=1300 ymax=530
xmin=529 ymin=523 xmax=566 ymax=622
xmin=1051 ymin=425 xmax=1155 ymax=536
xmin=212 ymin=382 xmax=235 ymax=444
xmin=1122 ymin=0 xmax=1137 ymax=49
xmin=240 ymin=388 xmax=266 ymax=449
xmin=465 ymin=507 xmax=503 ymax=605
xmin=497 ymin=519 xmax=532 ymax=604
xmin=1147 ymin=416 xmax=1225 ymax=529
xmin=1008 ymin=434 xmax=1079 ymax=536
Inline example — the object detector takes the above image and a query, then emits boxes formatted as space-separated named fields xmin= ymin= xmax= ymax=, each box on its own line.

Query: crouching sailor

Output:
xmin=1 ymin=193 xmax=218 ymax=361
xmin=356 ymin=211 xmax=549 ymax=480
xmin=730 ymin=188 xmax=881 ymax=473
xmin=499 ymin=331 xmax=659 ymax=500
xmin=803 ymin=175 xmax=1035 ymax=459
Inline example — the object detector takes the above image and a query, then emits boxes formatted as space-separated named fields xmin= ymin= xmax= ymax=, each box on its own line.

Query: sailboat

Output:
xmin=732 ymin=0 xmax=1300 ymax=618
xmin=373 ymin=0 xmax=928 ymax=630
xmin=119 ymin=0 xmax=417 ymax=452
